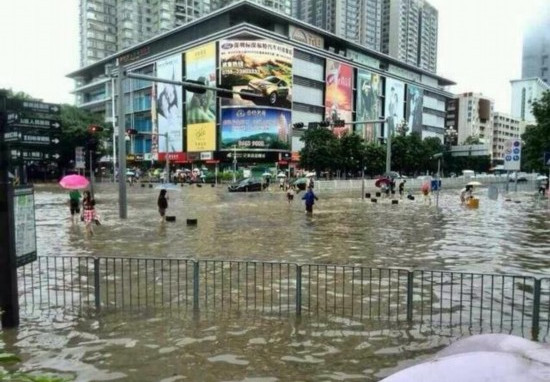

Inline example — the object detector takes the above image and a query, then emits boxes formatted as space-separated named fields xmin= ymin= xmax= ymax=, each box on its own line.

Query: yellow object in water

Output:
xmin=466 ymin=197 xmax=479 ymax=208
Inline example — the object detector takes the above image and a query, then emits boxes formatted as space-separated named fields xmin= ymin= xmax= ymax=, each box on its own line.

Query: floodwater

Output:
xmin=2 ymin=182 xmax=550 ymax=381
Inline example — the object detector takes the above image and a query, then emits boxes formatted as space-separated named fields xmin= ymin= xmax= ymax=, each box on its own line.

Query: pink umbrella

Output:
xmin=375 ymin=177 xmax=391 ymax=188
xmin=59 ymin=174 xmax=90 ymax=190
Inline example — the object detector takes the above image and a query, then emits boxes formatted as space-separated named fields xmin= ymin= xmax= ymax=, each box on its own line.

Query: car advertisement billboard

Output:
xmin=185 ymin=42 xmax=217 ymax=152
xmin=384 ymin=78 xmax=405 ymax=138
xmin=219 ymin=39 xmax=293 ymax=108
xmin=406 ymin=85 xmax=423 ymax=134
xmin=220 ymin=107 xmax=291 ymax=151
xmin=356 ymin=69 xmax=381 ymax=142
xmin=325 ymin=59 xmax=353 ymax=137
xmin=156 ymin=54 xmax=183 ymax=155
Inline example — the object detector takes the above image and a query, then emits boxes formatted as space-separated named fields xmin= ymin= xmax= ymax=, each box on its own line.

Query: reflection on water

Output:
xmin=2 ymin=183 xmax=550 ymax=381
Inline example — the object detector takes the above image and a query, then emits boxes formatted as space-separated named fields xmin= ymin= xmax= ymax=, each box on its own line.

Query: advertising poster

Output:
xmin=356 ymin=70 xmax=380 ymax=142
xmin=220 ymin=107 xmax=291 ymax=151
xmin=406 ymin=85 xmax=423 ymax=134
xmin=185 ymin=42 xmax=217 ymax=152
xmin=219 ymin=39 xmax=293 ymax=109
xmin=384 ymin=78 xmax=405 ymax=138
xmin=325 ymin=59 xmax=353 ymax=137
xmin=156 ymin=54 xmax=183 ymax=155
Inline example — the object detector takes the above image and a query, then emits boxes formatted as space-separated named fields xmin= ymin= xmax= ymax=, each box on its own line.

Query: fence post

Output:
xmin=406 ymin=271 xmax=414 ymax=322
xmin=296 ymin=265 xmax=302 ymax=316
xmin=531 ymin=278 xmax=542 ymax=341
xmin=93 ymin=257 xmax=101 ymax=312
xmin=193 ymin=261 xmax=200 ymax=313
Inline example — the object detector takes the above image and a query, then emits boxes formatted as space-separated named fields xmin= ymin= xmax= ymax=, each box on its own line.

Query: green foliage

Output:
xmin=58 ymin=104 xmax=106 ymax=171
xmin=463 ymin=135 xmax=481 ymax=145
xmin=298 ymin=129 xmax=450 ymax=176
xmin=522 ymin=91 xmax=550 ymax=172
xmin=0 ymin=352 xmax=70 ymax=381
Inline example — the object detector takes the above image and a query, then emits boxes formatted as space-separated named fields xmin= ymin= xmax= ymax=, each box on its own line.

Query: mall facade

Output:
xmin=68 ymin=0 xmax=454 ymax=169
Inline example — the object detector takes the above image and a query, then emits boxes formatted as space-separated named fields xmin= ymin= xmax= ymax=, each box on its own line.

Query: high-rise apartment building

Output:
xmin=510 ymin=77 xmax=550 ymax=124
xmin=293 ymin=0 xmax=383 ymax=52
xmin=80 ymin=0 xmax=213 ymax=66
xmin=80 ymin=0 xmax=291 ymax=67
xmin=521 ymin=5 xmax=550 ymax=84
xmin=293 ymin=0 xmax=438 ymax=72
xmin=213 ymin=0 xmax=291 ymax=15
xmin=381 ymin=0 xmax=437 ymax=73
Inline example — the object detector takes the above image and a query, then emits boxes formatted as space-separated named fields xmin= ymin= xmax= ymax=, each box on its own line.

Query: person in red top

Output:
xmin=82 ymin=191 xmax=97 ymax=235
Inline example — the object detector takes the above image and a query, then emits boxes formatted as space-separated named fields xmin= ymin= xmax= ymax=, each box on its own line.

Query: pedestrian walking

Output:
xmin=68 ymin=189 xmax=81 ymax=224
xmin=302 ymin=186 xmax=319 ymax=214
xmin=157 ymin=189 xmax=169 ymax=222
xmin=82 ymin=191 xmax=97 ymax=235
xmin=286 ymin=185 xmax=295 ymax=204
xmin=398 ymin=180 xmax=406 ymax=198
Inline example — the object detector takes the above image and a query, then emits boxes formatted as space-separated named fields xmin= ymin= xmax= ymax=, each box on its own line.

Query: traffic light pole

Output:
xmin=116 ymin=68 xmax=128 ymax=219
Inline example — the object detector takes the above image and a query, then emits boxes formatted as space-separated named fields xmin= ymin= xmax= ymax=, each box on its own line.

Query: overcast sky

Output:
xmin=0 ymin=0 xmax=546 ymax=113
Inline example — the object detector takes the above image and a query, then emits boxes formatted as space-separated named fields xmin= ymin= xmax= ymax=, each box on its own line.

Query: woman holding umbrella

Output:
xmin=68 ymin=189 xmax=81 ymax=224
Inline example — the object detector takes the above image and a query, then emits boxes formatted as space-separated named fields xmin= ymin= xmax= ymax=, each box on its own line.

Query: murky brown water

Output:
xmin=1 ymin=182 xmax=550 ymax=381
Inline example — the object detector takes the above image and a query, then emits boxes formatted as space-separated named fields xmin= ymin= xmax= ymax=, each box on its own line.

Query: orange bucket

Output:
xmin=466 ymin=198 xmax=479 ymax=208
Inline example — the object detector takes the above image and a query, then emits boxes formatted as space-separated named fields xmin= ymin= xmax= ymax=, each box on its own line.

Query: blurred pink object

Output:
xmin=59 ymin=174 xmax=90 ymax=189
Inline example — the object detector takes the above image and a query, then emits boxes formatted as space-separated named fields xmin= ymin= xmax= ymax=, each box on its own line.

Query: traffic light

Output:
xmin=293 ymin=122 xmax=305 ymax=129
xmin=182 ymin=79 xmax=207 ymax=94
xmin=319 ymin=120 xmax=331 ymax=128
xmin=333 ymin=119 xmax=345 ymax=127
xmin=88 ymin=124 xmax=103 ymax=133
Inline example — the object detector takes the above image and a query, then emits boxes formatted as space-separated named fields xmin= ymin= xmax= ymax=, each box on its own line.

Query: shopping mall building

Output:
xmin=68 ymin=0 xmax=455 ymax=170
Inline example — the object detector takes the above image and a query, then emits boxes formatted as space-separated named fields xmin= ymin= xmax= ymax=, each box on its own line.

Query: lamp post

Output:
xmin=432 ymin=152 xmax=443 ymax=209
xmin=232 ymin=145 xmax=237 ymax=183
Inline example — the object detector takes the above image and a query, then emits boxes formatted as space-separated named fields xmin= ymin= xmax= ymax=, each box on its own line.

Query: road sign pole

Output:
xmin=0 ymin=93 xmax=20 ymax=328
xmin=117 ymin=68 xmax=128 ymax=219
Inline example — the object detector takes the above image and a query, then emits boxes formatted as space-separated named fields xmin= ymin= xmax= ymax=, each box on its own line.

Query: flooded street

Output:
xmin=2 ymin=182 xmax=550 ymax=381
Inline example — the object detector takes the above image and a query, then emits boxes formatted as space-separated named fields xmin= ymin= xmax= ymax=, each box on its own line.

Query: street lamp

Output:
xmin=432 ymin=152 xmax=443 ymax=209
xmin=232 ymin=145 xmax=237 ymax=183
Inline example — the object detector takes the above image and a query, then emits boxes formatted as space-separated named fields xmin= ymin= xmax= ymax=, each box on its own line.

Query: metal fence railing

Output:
xmin=17 ymin=256 xmax=550 ymax=341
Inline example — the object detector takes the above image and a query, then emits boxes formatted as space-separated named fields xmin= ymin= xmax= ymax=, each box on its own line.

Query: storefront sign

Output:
xmin=289 ymin=26 xmax=324 ymax=49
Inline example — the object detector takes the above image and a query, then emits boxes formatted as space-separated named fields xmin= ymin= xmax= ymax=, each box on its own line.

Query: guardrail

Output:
xmin=17 ymin=256 xmax=550 ymax=341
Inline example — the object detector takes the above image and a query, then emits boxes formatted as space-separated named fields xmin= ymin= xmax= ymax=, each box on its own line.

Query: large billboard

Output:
xmin=156 ymin=54 xmax=183 ymax=155
xmin=219 ymin=39 xmax=293 ymax=108
xmin=220 ymin=108 xmax=291 ymax=151
xmin=357 ymin=69 xmax=381 ymax=142
xmin=384 ymin=78 xmax=405 ymax=138
xmin=185 ymin=42 xmax=217 ymax=152
xmin=219 ymin=38 xmax=293 ymax=152
xmin=325 ymin=59 xmax=353 ymax=137
xmin=406 ymin=85 xmax=423 ymax=134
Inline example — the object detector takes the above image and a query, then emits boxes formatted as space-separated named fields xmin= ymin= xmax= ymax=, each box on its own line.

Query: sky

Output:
xmin=0 ymin=0 xmax=546 ymax=113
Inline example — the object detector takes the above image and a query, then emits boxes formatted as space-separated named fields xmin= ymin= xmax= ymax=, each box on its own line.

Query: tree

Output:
xmin=299 ymin=128 xmax=338 ymax=175
xmin=335 ymin=133 xmax=364 ymax=176
xmin=522 ymin=91 xmax=550 ymax=172
xmin=59 ymin=104 xmax=106 ymax=173
xmin=463 ymin=135 xmax=481 ymax=145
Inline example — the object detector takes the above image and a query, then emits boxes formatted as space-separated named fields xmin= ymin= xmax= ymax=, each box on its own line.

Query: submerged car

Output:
xmin=247 ymin=76 xmax=290 ymax=105
xmin=228 ymin=177 xmax=267 ymax=192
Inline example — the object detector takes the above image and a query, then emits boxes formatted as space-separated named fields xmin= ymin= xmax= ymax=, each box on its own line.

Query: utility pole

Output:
xmin=116 ymin=67 xmax=127 ymax=219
